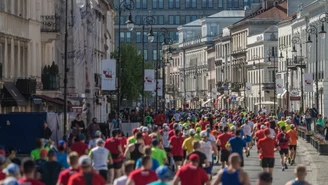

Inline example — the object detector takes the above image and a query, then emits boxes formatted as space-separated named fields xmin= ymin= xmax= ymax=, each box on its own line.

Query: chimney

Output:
xmin=262 ymin=0 xmax=276 ymax=9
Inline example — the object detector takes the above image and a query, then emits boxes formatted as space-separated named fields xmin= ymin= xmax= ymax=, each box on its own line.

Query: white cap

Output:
xmin=163 ymin=123 xmax=168 ymax=127
xmin=164 ymin=126 xmax=169 ymax=130
xmin=78 ymin=155 xmax=92 ymax=166
xmin=233 ymin=121 xmax=237 ymax=125
xmin=290 ymin=124 xmax=295 ymax=128
xmin=189 ymin=129 xmax=196 ymax=135
xmin=200 ymin=131 xmax=207 ymax=138
xmin=96 ymin=138 xmax=104 ymax=144
xmin=95 ymin=130 xmax=102 ymax=137
xmin=260 ymin=125 xmax=266 ymax=129
xmin=230 ymin=126 xmax=236 ymax=131
xmin=142 ymin=127 xmax=149 ymax=132
xmin=286 ymin=119 xmax=291 ymax=123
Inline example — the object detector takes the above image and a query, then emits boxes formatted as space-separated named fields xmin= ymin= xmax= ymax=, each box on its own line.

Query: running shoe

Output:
xmin=282 ymin=167 xmax=285 ymax=171
xmin=288 ymin=158 xmax=291 ymax=164
xmin=284 ymin=162 xmax=288 ymax=169
xmin=291 ymin=160 xmax=295 ymax=165
xmin=246 ymin=150 xmax=250 ymax=157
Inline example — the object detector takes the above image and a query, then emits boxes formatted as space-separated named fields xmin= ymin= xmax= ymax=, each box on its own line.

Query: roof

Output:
xmin=184 ymin=19 xmax=202 ymax=26
xmin=233 ymin=0 xmax=288 ymax=26
xmin=208 ymin=10 xmax=246 ymax=18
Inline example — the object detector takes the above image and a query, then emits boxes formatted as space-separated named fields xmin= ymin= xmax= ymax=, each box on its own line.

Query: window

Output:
xmin=176 ymin=32 xmax=179 ymax=42
xmin=209 ymin=0 xmax=213 ymax=7
xmin=169 ymin=15 xmax=174 ymax=24
xmin=234 ymin=0 xmax=239 ymax=8
xmin=192 ymin=0 xmax=197 ymax=8
xmin=169 ymin=32 xmax=175 ymax=41
xmin=120 ymin=32 xmax=125 ymax=42
xmin=126 ymin=32 xmax=131 ymax=42
xmin=135 ymin=15 xmax=141 ymax=25
xmin=175 ymin=16 xmax=180 ymax=25
xmin=153 ymin=50 xmax=157 ymax=60
xmin=120 ymin=16 xmax=126 ymax=24
xmin=202 ymin=0 xmax=206 ymax=8
xmin=218 ymin=0 xmax=223 ymax=7
xmin=142 ymin=0 xmax=147 ymax=8
xmin=176 ymin=0 xmax=180 ymax=8
xmin=143 ymin=32 xmax=148 ymax=42
xmin=169 ymin=0 xmax=174 ymax=8
xmin=144 ymin=50 xmax=148 ymax=60
xmin=228 ymin=0 xmax=232 ymax=8
xmin=153 ymin=32 xmax=158 ymax=42
xmin=152 ymin=0 xmax=157 ymax=8
xmin=159 ymin=0 xmax=164 ymax=8
xmin=136 ymin=32 xmax=141 ymax=42
xmin=186 ymin=15 xmax=191 ymax=23
xmin=186 ymin=0 xmax=190 ymax=8
xmin=191 ymin=15 xmax=197 ymax=21
xmin=136 ymin=0 xmax=141 ymax=8
xmin=158 ymin=15 xmax=164 ymax=24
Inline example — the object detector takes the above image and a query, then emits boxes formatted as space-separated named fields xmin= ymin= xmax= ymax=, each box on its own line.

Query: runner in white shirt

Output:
xmin=89 ymin=138 xmax=113 ymax=183
xmin=200 ymin=131 xmax=218 ymax=179
xmin=242 ymin=120 xmax=252 ymax=157
xmin=174 ymin=112 xmax=181 ymax=122
xmin=113 ymin=161 xmax=135 ymax=185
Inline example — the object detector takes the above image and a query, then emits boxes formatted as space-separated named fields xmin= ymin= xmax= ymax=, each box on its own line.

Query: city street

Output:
xmin=168 ymin=147 xmax=299 ymax=185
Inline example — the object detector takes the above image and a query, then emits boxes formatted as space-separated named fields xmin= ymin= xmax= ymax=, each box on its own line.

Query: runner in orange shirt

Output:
xmin=287 ymin=124 xmax=298 ymax=165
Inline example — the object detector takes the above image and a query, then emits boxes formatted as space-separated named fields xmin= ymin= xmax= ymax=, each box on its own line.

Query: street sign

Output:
xmin=290 ymin=96 xmax=301 ymax=101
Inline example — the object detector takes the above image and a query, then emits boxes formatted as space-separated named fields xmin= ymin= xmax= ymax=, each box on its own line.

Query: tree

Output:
xmin=111 ymin=42 xmax=153 ymax=104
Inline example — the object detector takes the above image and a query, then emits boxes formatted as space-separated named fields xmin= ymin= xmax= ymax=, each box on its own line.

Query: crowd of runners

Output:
xmin=0 ymin=108 xmax=313 ymax=185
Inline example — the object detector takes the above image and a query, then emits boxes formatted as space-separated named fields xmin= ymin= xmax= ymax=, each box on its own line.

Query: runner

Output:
xmin=169 ymin=129 xmax=184 ymax=171
xmin=127 ymin=128 xmax=139 ymax=144
xmin=184 ymin=140 xmax=210 ymax=168
xmin=18 ymin=158 xmax=45 ymax=185
xmin=136 ymin=146 xmax=160 ymax=171
xmin=113 ymin=161 xmax=135 ymax=185
xmin=182 ymin=129 xmax=198 ymax=156
xmin=226 ymin=130 xmax=248 ymax=167
xmin=257 ymin=172 xmax=273 ymax=185
xmin=173 ymin=154 xmax=210 ymax=185
xmin=148 ymin=166 xmax=172 ymax=185
xmin=1 ymin=163 xmax=20 ymax=185
xmin=145 ymin=113 xmax=153 ymax=127
xmin=89 ymin=138 xmax=113 ymax=183
xmin=57 ymin=152 xmax=79 ymax=185
xmin=257 ymin=128 xmax=277 ymax=175
xmin=126 ymin=156 xmax=158 ymax=185
xmin=212 ymin=153 xmax=251 ymax=185
xmin=151 ymin=139 xmax=167 ymax=166
xmin=56 ymin=140 xmax=69 ymax=169
xmin=217 ymin=126 xmax=232 ymax=168
xmin=287 ymin=124 xmax=298 ymax=165
xmin=142 ymin=127 xmax=153 ymax=146
xmin=67 ymin=155 xmax=105 ymax=185
xmin=254 ymin=125 xmax=266 ymax=144
xmin=285 ymin=165 xmax=311 ymax=185
xmin=242 ymin=119 xmax=252 ymax=157
xmin=38 ymin=150 xmax=63 ymax=185
xmin=104 ymin=130 xmax=123 ymax=179
xmin=124 ymin=132 xmax=144 ymax=163
xmin=88 ymin=130 xmax=102 ymax=149
xmin=200 ymin=130 xmax=217 ymax=179
xmin=70 ymin=134 xmax=88 ymax=156
xmin=277 ymin=126 xmax=291 ymax=171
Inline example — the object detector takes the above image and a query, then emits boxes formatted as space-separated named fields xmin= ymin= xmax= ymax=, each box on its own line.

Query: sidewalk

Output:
xmin=298 ymin=137 xmax=328 ymax=185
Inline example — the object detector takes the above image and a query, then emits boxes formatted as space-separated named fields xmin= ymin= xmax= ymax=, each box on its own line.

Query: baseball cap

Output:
xmin=96 ymin=138 xmax=104 ymax=144
xmin=260 ymin=125 xmax=266 ymax=129
xmin=290 ymin=124 xmax=295 ymax=128
xmin=200 ymin=131 xmax=207 ymax=138
xmin=58 ymin=140 xmax=66 ymax=147
xmin=95 ymin=131 xmax=102 ymax=137
xmin=2 ymin=163 xmax=20 ymax=175
xmin=132 ymin=128 xmax=138 ymax=134
xmin=156 ymin=166 xmax=171 ymax=180
xmin=189 ymin=129 xmax=196 ymax=135
xmin=164 ymin=126 xmax=169 ymax=131
xmin=40 ymin=149 xmax=48 ymax=158
xmin=286 ymin=119 xmax=291 ymax=123
xmin=189 ymin=154 xmax=200 ymax=162
xmin=264 ymin=128 xmax=271 ymax=136
xmin=78 ymin=155 xmax=92 ymax=167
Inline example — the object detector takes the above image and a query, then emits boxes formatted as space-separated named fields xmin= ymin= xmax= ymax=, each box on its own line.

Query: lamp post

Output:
xmin=306 ymin=12 xmax=327 ymax=115
xmin=140 ymin=15 xmax=155 ymax=125
xmin=279 ymin=44 xmax=290 ymax=112
xmin=114 ymin=0 xmax=135 ymax=116
xmin=252 ymin=55 xmax=261 ymax=112
xmin=292 ymin=36 xmax=304 ymax=113
xmin=267 ymin=47 xmax=277 ymax=115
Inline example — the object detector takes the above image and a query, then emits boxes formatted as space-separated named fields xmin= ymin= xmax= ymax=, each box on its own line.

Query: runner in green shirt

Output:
xmin=31 ymin=139 xmax=50 ymax=160
xmin=145 ymin=113 xmax=153 ymax=126
xmin=151 ymin=140 xmax=167 ymax=165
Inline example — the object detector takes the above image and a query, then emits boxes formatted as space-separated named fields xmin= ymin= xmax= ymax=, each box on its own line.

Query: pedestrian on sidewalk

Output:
xmin=285 ymin=165 xmax=311 ymax=185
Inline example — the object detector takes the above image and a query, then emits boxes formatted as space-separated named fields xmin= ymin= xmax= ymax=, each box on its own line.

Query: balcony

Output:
xmin=41 ymin=15 xmax=60 ymax=43
xmin=262 ymin=83 xmax=275 ymax=90
xmin=0 ymin=11 xmax=29 ymax=38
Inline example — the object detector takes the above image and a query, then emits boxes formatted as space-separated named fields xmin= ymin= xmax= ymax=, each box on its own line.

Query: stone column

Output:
xmin=3 ymin=37 xmax=8 ymax=78
xmin=27 ymin=42 xmax=31 ymax=77
xmin=17 ymin=40 xmax=21 ymax=77
xmin=10 ymin=38 xmax=14 ymax=78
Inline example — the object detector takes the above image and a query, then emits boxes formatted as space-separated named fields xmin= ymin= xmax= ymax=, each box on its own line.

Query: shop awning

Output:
xmin=2 ymin=82 xmax=28 ymax=106
xmin=35 ymin=95 xmax=72 ymax=107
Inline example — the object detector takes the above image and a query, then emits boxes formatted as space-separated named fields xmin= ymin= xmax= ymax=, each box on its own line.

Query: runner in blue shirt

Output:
xmin=226 ymin=130 xmax=248 ymax=167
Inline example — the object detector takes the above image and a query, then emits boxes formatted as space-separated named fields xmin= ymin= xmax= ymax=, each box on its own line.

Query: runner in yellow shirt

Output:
xmin=182 ymin=129 xmax=198 ymax=155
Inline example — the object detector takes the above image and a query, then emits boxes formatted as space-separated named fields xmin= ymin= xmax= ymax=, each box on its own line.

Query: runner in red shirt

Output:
xmin=173 ymin=154 xmax=209 ymax=185
xmin=254 ymin=125 xmax=266 ymax=143
xmin=67 ymin=155 xmax=106 ymax=185
xmin=126 ymin=156 xmax=158 ymax=185
xmin=105 ymin=130 xmax=123 ymax=179
xmin=216 ymin=126 xmax=232 ymax=168
xmin=155 ymin=111 xmax=166 ymax=127
xmin=276 ymin=125 xmax=291 ymax=171
xmin=18 ymin=158 xmax=45 ymax=185
xmin=70 ymin=134 xmax=88 ymax=156
xmin=169 ymin=129 xmax=184 ymax=170
xmin=117 ymin=130 xmax=127 ymax=152
xmin=257 ymin=128 xmax=278 ymax=175
xmin=142 ymin=127 xmax=152 ymax=146
xmin=57 ymin=152 xmax=80 ymax=185
xmin=168 ymin=123 xmax=178 ymax=140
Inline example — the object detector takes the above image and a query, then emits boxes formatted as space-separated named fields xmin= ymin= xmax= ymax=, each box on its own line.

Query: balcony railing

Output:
xmin=41 ymin=15 xmax=60 ymax=32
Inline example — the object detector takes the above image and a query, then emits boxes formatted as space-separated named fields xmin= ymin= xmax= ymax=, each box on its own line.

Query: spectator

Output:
xmin=316 ymin=115 xmax=325 ymax=135
xmin=88 ymin=118 xmax=100 ymax=139
xmin=7 ymin=147 xmax=21 ymax=167
xmin=42 ymin=122 xmax=52 ymax=140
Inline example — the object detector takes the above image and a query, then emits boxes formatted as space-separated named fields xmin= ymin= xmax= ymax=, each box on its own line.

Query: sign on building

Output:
xmin=144 ymin=70 xmax=155 ymax=91
xmin=101 ymin=59 xmax=116 ymax=91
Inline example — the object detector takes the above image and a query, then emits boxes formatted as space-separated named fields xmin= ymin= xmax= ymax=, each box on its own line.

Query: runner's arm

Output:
xmin=126 ymin=178 xmax=134 ymax=185
xmin=211 ymin=141 xmax=218 ymax=156
xmin=124 ymin=144 xmax=133 ymax=158
xmin=211 ymin=169 xmax=223 ymax=185
xmin=241 ymin=170 xmax=251 ymax=185
xmin=173 ymin=176 xmax=181 ymax=185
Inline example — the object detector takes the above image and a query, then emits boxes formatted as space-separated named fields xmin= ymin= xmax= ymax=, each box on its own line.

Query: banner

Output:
xmin=304 ymin=73 xmax=313 ymax=92
xmin=144 ymin=70 xmax=155 ymax=91
xmin=276 ymin=79 xmax=284 ymax=94
xmin=157 ymin=79 xmax=163 ymax=96
xmin=246 ymin=82 xmax=252 ymax=95
xmin=101 ymin=59 xmax=116 ymax=91
xmin=186 ymin=92 xmax=192 ymax=101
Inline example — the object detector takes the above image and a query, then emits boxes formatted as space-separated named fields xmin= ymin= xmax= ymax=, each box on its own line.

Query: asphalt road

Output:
xmin=167 ymin=147 xmax=299 ymax=185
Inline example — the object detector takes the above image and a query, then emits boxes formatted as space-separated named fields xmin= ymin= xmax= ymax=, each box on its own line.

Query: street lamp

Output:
xmin=292 ymin=36 xmax=304 ymax=113
xmin=267 ymin=47 xmax=277 ymax=115
xmin=279 ymin=44 xmax=289 ymax=112
xmin=252 ymin=55 xmax=261 ymax=112
xmin=140 ymin=15 xmax=156 ymax=125
xmin=114 ymin=0 xmax=135 ymax=116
